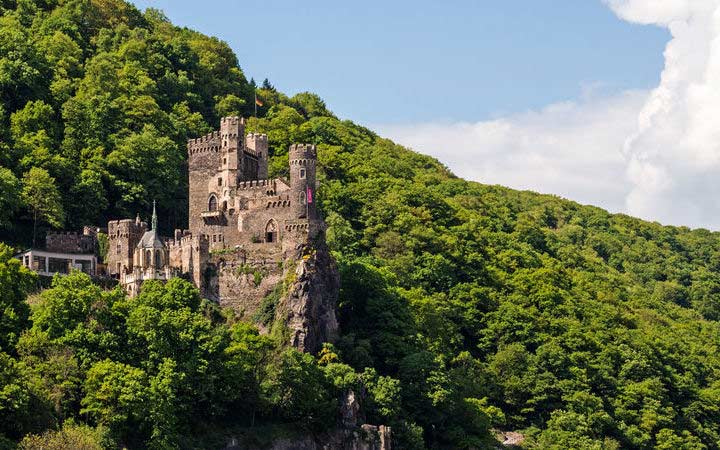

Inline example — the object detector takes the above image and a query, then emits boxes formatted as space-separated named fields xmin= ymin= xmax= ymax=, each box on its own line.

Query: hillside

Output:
xmin=3 ymin=1 xmax=720 ymax=449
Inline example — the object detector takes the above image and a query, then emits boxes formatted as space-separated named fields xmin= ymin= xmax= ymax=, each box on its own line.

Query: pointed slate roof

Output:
xmin=137 ymin=201 xmax=164 ymax=249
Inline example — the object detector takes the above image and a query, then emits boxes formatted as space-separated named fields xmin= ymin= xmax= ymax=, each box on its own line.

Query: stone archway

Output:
xmin=265 ymin=219 xmax=278 ymax=243
xmin=208 ymin=194 xmax=218 ymax=212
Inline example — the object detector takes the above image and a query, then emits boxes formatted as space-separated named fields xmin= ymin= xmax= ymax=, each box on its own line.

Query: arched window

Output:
xmin=300 ymin=191 xmax=307 ymax=205
xmin=208 ymin=195 xmax=218 ymax=212
xmin=155 ymin=251 xmax=162 ymax=268
xmin=265 ymin=219 xmax=278 ymax=243
xmin=116 ymin=243 xmax=121 ymax=254
xmin=145 ymin=250 xmax=151 ymax=267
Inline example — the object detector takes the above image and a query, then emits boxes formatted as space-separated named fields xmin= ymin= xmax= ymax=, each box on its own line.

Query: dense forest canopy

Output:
xmin=3 ymin=1 xmax=720 ymax=449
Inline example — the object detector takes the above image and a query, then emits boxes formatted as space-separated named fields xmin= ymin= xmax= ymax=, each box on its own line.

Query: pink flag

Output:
xmin=307 ymin=186 xmax=313 ymax=204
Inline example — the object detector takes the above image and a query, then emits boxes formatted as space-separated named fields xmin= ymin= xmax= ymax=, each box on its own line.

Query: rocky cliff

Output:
xmin=204 ymin=235 xmax=339 ymax=354
xmin=282 ymin=240 xmax=340 ymax=353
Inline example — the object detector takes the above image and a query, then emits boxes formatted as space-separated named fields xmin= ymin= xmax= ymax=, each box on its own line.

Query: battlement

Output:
xmin=108 ymin=219 xmax=147 ymax=229
xmin=247 ymin=132 xmax=268 ymax=142
xmin=220 ymin=116 xmax=245 ymax=126
xmin=220 ymin=116 xmax=245 ymax=139
xmin=187 ymin=132 xmax=221 ymax=156
xmin=289 ymin=144 xmax=317 ymax=160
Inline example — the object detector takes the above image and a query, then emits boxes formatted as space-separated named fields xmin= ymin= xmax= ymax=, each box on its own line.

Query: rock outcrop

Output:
xmin=282 ymin=240 xmax=339 ymax=353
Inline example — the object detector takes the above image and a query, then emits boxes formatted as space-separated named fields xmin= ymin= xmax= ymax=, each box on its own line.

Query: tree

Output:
xmin=0 ymin=167 xmax=20 ymax=229
xmin=19 ymin=422 xmax=110 ymax=450
xmin=21 ymin=167 xmax=64 ymax=247
xmin=80 ymin=360 xmax=148 ymax=444
xmin=0 ymin=242 xmax=36 ymax=352
xmin=261 ymin=78 xmax=275 ymax=91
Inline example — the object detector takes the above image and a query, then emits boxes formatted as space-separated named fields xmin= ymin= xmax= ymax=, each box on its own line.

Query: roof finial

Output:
xmin=151 ymin=200 xmax=158 ymax=231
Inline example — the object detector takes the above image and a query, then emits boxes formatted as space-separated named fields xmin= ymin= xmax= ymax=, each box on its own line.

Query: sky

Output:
xmin=130 ymin=0 xmax=720 ymax=230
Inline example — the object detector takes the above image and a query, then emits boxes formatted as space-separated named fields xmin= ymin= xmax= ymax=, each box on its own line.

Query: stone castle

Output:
xmin=106 ymin=117 xmax=338 ymax=352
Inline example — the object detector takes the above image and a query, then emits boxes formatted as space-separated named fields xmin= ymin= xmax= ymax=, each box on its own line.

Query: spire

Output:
xmin=151 ymin=200 xmax=158 ymax=231
xmin=135 ymin=213 xmax=141 ymax=225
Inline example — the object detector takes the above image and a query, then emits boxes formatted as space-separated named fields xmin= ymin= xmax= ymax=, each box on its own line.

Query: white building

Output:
xmin=17 ymin=249 xmax=97 ymax=277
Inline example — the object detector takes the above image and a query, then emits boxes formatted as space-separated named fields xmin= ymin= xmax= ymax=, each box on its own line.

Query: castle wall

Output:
xmin=168 ymin=234 xmax=208 ymax=289
xmin=46 ymin=231 xmax=96 ymax=254
xmin=107 ymin=219 xmax=147 ymax=276
xmin=203 ymin=244 xmax=285 ymax=316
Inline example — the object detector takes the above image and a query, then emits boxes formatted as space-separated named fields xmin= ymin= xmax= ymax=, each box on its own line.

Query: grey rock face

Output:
xmin=283 ymin=241 xmax=340 ymax=354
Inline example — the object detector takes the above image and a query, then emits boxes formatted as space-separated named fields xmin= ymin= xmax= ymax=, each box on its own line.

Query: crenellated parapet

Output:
xmin=289 ymin=143 xmax=317 ymax=161
xmin=220 ymin=116 xmax=245 ymax=139
xmin=187 ymin=131 xmax=222 ymax=156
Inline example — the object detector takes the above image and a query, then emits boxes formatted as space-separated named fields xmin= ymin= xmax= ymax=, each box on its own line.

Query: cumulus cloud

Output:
xmin=380 ymin=0 xmax=720 ymax=230
xmin=604 ymin=0 xmax=720 ymax=229
xmin=376 ymin=90 xmax=647 ymax=215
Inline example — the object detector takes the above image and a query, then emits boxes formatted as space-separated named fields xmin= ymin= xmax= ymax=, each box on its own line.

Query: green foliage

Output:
xmin=21 ymin=167 xmax=64 ymax=245
xmin=0 ymin=168 xmax=20 ymax=230
xmin=19 ymin=422 xmax=111 ymax=450
xmin=6 ymin=1 xmax=720 ymax=449
xmin=261 ymin=348 xmax=334 ymax=427
xmin=0 ymin=243 xmax=35 ymax=352
xmin=253 ymin=283 xmax=282 ymax=326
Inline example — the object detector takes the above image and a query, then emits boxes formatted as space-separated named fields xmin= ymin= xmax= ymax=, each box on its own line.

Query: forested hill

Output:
xmin=3 ymin=1 xmax=720 ymax=449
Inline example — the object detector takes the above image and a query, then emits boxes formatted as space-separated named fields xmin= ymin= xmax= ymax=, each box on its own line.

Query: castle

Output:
xmin=107 ymin=116 xmax=326 ymax=309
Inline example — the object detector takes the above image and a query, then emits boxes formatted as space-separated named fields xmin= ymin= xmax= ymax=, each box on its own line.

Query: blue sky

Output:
xmin=131 ymin=0 xmax=720 ymax=230
xmin=129 ymin=0 xmax=668 ymax=125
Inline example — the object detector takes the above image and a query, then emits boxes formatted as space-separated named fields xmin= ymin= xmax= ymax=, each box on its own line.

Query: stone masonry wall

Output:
xmin=107 ymin=219 xmax=147 ymax=275
xmin=46 ymin=231 xmax=96 ymax=254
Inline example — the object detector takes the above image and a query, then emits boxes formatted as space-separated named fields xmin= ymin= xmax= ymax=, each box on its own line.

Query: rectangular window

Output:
xmin=213 ymin=235 xmax=216 ymax=243
xmin=300 ymin=168 xmax=306 ymax=179
xmin=218 ymin=177 xmax=222 ymax=186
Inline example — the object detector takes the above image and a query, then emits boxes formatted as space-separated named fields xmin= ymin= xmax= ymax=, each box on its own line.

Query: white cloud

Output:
xmin=380 ymin=0 xmax=720 ymax=230
xmin=603 ymin=0 xmax=720 ymax=229
xmin=376 ymin=90 xmax=647 ymax=215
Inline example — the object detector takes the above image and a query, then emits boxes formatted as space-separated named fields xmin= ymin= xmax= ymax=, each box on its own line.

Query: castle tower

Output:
xmin=289 ymin=144 xmax=317 ymax=220
xmin=107 ymin=216 xmax=147 ymax=276
xmin=187 ymin=127 xmax=221 ymax=233
xmin=246 ymin=133 xmax=269 ymax=179
xmin=219 ymin=116 xmax=245 ymax=188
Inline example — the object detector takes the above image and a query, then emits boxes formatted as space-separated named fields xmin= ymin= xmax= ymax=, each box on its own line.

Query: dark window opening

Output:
xmin=208 ymin=195 xmax=218 ymax=211
xmin=265 ymin=220 xmax=278 ymax=243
